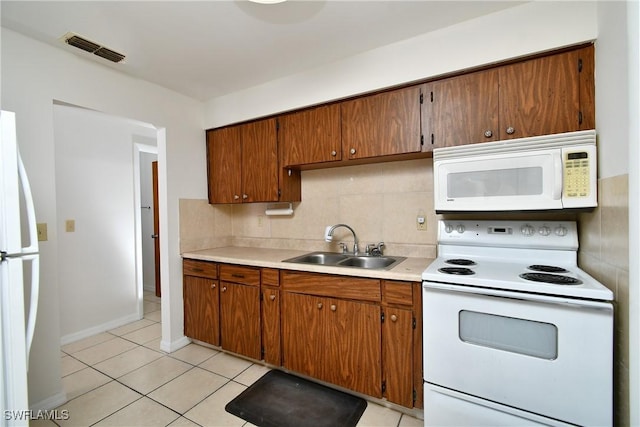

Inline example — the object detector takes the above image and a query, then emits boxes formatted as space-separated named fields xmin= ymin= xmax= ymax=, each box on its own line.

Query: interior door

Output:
xmin=152 ymin=161 xmax=160 ymax=297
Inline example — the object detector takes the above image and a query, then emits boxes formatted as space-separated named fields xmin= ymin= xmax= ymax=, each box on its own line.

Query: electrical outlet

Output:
xmin=416 ymin=212 xmax=427 ymax=231
xmin=257 ymin=215 xmax=264 ymax=228
xmin=65 ymin=219 xmax=75 ymax=232
xmin=36 ymin=223 xmax=48 ymax=241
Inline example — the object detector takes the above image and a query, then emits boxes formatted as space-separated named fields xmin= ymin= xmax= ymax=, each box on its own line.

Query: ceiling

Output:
xmin=1 ymin=1 xmax=525 ymax=102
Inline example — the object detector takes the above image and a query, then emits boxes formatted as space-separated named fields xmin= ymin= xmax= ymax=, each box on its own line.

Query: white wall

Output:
xmin=53 ymin=104 xmax=156 ymax=342
xmin=205 ymin=1 xmax=598 ymax=127
xmin=1 ymin=28 xmax=204 ymax=409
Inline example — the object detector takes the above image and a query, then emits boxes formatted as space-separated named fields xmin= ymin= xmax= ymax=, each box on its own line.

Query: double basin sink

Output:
xmin=283 ymin=251 xmax=406 ymax=270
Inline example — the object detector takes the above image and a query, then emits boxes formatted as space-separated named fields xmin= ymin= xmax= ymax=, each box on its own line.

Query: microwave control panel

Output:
xmin=563 ymin=150 xmax=591 ymax=198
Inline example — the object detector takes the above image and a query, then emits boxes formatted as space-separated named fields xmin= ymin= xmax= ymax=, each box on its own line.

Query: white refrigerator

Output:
xmin=0 ymin=110 xmax=40 ymax=426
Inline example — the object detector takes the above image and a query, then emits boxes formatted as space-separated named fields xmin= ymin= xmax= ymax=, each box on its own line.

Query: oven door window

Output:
xmin=459 ymin=310 xmax=557 ymax=359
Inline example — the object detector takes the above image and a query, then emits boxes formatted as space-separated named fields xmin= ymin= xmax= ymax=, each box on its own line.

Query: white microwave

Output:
xmin=433 ymin=130 xmax=597 ymax=212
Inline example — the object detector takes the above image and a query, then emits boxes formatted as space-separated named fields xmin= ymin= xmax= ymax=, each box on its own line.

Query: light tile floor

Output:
xmin=36 ymin=291 xmax=423 ymax=427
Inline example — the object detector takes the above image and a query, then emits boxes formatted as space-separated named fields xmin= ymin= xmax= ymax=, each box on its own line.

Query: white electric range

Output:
xmin=422 ymin=220 xmax=613 ymax=427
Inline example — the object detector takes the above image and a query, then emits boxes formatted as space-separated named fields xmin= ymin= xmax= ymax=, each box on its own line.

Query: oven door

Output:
xmin=423 ymin=282 xmax=613 ymax=427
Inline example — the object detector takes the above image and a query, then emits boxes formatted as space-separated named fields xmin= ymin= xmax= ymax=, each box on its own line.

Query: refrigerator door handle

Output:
xmin=17 ymin=152 xmax=39 ymax=254
xmin=24 ymin=255 xmax=39 ymax=364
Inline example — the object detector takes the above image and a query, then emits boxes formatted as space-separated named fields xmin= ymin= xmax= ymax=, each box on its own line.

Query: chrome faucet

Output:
xmin=325 ymin=224 xmax=359 ymax=255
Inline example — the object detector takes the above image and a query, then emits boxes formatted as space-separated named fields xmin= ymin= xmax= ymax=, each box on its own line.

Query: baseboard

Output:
xmin=60 ymin=312 xmax=141 ymax=345
xmin=160 ymin=335 xmax=190 ymax=353
xmin=30 ymin=391 xmax=67 ymax=411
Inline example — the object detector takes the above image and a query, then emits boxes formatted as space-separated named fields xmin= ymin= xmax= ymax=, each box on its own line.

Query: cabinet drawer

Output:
xmin=281 ymin=271 xmax=380 ymax=302
xmin=220 ymin=264 xmax=260 ymax=286
xmin=262 ymin=268 xmax=280 ymax=287
xmin=382 ymin=280 xmax=413 ymax=306
xmin=183 ymin=259 xmax=218 ymax=279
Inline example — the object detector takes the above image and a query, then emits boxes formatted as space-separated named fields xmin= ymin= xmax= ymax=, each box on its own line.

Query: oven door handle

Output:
xmin=423 ymin=281 xmax=613 ymax=310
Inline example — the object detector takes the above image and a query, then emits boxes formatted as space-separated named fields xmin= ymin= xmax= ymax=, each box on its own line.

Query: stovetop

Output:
xmin=422 ymin=220 xmax=613 ymax=301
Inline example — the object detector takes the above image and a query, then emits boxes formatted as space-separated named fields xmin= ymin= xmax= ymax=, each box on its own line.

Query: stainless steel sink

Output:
xmin=286 ymin=252 xmax=350 ymax=265
xmin=283 ymin=251 xmax=406 ymax=270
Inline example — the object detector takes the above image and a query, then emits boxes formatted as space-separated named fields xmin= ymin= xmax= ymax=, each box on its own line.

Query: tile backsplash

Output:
xmin=578 ymin=173 xmax=629 ymax=427
xmin=181 ymin=158 xmax=437 ymax=258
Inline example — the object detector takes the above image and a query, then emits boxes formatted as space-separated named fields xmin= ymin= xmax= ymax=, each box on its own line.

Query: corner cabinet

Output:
xmin=423 ymin=45 xmax=595 ymax=149
xmin=207 ymin=118 xmax=301 ymax=204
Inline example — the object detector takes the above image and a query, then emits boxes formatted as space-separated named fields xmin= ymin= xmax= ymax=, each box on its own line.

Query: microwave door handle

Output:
xmin=552 ymin=152 xmax=563 ymax=200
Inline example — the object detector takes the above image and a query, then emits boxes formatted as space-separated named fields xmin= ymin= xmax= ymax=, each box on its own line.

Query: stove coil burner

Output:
xmin=439 ymin=267 xmax=475 ymax=276
xmin=528 ymin=265 xmax=569 ymax=273
xmin=446 ymin=258 xmax=477 ymax=266
xmin=519 ymin=272 xmax=582 ymax=285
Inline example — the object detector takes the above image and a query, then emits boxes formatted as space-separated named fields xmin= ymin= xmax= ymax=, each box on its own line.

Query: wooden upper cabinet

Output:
xmin=423 ymin=69 xmax=500 ymax=149
xmin=207 ymin=126 xmax=242 ymax=204
xmin=207 ymin=117 xmax=297 ymax=204
xmin=341 ymin=85 xmax=422 ymax=160
xmin=498 ymin=46 xmax=593 ymax=140
xmin=240 ymin=118 xmax=279 ymax=203
xmin=280 ymin=104 xmax=342 ymax=167
xmin=422 ymin=45 xmax=595 ymax=147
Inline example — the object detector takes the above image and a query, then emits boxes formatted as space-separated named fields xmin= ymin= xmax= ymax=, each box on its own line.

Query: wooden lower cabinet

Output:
xmin=220 ymin=281 xmax=261 ymax=360
xmin=183 ymin=260 xmax=220 ymax=346
xmin=261 ymin=287 xmax=281 ymax=365
xmin=184 ymin=275 xmax=220 ymax=346
xmin=183 ymin=260 xmax=422 ymax=409
xmin=382 ymin=306 xmax=414 ymax=407
xmin=282 ymin=292 xmax=382 ymax=398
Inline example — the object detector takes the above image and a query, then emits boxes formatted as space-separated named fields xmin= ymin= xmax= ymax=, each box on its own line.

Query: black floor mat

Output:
xmin=225 ymin=370 xmax=367 ymax=427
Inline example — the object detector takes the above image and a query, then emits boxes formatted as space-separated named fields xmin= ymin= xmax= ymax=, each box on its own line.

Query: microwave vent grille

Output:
xmin=433 ymin=130 xmax=596 ymax=161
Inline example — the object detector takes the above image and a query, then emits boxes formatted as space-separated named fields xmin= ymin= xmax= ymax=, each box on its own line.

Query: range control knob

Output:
xmin=456 ymin=224 xmax=466 ymax=234
xmin=554 ymin=226 xmax=568 ymax=237
xmin=521 ymin=224 xmax=535 ymax=236
xmin=445 ymin=224 xmax=454 ymax=233
xmin=538 ymin=226 xmax=551 ymax=236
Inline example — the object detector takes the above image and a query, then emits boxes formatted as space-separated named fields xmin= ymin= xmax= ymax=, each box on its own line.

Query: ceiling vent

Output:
xmin=61 ymin=32 xmax=125 ymax=64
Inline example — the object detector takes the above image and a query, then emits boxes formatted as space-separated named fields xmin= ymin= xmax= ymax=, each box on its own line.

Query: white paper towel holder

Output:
xmin=265 ymin=202 xmax=294 ymax=216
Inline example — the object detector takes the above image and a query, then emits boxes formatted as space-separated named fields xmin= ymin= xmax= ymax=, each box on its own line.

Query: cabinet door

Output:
xmin=327 ymin=298 xmax=382 ymax=398
xmin=382 ymin=307 xmax=413 ymax=407
xmin=280 ymin=104 xmax=342 ymax=166
xmin=282 ymin=292 xmax=325 ymax=379
xmin=499 ymin=49 xmax=583 ymax=140
xmin=241 ymin=118 xmax=279 ymax=202
xmin=183 ymin=276 xmax=220 ymax=346
xmin=261 ymin=287 xmax=281 ymax=365
xmin=341 ymin=86 xmax=422 ymax=160
xmin=424 ymin=69 xmax=500 ymax=148
xmin=220 ymin=281 xmax=261 ymax=360
xmin=207 ymin=127 xmax=242 ymax=204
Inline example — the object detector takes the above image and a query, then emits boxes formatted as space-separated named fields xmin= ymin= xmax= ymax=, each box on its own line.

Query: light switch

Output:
xmin=65 ymin=219 xmax=75 ymax=232
xmin=37 ymin=223 xmax=48 ymax=241
xmin=416 ymin=210 xmax=427 ymax=231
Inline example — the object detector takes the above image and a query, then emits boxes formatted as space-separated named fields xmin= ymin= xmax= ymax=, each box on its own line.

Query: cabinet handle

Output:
xmin=349 ymin=148 xmax=356 ymax=155
xmin=390 ymin=314 xmax=398 ymax=322
xmin=242 ymin=194 xmax=248 ymax=200
xmin=317 ymin=303 xmax=323 ymax=309
xmin=192 ymin=268 xmax=204 ymax=273
xmin=222 ymin=286 xmax=227 ymax=292
xmin=211 ymin=283 xmax=216 ymax=289
xmin=331 ymin=150 xmax=337 ymax=157
xmin=269 ymin=294 xmax=276 ymax=301
xmin=506 ymin=126 xmax=515 ymax=135
xmin=330 ymin=304 xmax=337 ymax=312
xmin=231 ymin=273 xmax=245 ymax=279
xmin=234 ymin=195 xmax=240 ymax=200
xmin=484 ymin=130 xmax=493 ymax=138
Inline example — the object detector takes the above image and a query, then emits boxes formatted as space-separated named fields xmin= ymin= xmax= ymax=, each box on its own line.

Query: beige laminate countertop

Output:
xmin=182 ymin=246 xmax=433 ymax=282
